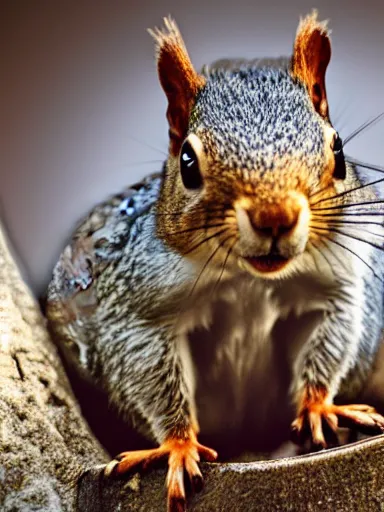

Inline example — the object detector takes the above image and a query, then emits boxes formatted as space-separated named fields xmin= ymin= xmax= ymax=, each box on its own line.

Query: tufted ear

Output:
xmin=149 ymin=18 xmax=206 ymax=156
xmin=291 ymin=11 xmax=331 ymax=120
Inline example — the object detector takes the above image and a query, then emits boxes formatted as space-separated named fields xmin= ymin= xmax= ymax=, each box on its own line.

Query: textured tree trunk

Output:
xmin=2 ymin=217 xmax=384 ymax=512
xmin=0 ymin=223 xmax=107 ymax=511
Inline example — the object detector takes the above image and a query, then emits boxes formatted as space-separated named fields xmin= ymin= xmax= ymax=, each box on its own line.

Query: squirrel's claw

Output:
xmin=105 ymin=447 xmax=168 ymax=475
xmin=166 ymin=438 xmax=216 ymax=511
xmin=104 ymin=433 xmax=217 ymax=512
xmin=291 ymin=408 xmax=338 ymax=449
xmin=335 ymin=404 xmax=384 ymax=435
xmin=291 ymin=401 xmax=384 ymax=450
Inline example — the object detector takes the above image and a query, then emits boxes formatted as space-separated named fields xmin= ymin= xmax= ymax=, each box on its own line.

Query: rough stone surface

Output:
xmin=0 ymin=223 xmax=108 ymax=511
xmin=78 ymin=435 xmax=384 ymax=511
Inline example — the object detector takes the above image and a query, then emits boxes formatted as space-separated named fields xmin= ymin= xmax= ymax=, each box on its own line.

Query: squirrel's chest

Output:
xmin=180 ymin=277 xmax=331 ymax=446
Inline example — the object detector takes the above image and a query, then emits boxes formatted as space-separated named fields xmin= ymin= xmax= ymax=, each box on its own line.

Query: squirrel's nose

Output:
xmin=247 ymin=202 xmax=300 ymax=238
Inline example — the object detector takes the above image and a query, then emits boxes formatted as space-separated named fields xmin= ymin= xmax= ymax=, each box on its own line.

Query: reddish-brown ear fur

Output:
xmin=149 ymin=18 xmax=206 ymax=156
xmin=291 ymin=11 xmax=331 ymax=120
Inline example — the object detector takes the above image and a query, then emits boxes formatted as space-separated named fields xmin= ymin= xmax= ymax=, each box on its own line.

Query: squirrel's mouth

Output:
xmin=244 ymin=255 xmax=290 ymax=273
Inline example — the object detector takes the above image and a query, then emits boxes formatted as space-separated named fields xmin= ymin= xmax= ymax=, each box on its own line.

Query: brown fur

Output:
xmin=249 ymin=196 xmax=301 ymax=235
xmin=158 ymin=156 xmax=313 ymax=260
xmin=291 ymin=10 xmax=331 ymax=120
xmin=149 ymin=18 xmax=206 ymax=155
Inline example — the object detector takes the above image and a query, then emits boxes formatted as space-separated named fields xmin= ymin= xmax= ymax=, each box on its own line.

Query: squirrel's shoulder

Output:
xmin=45 ymin=171 xmax=167 ymax=371
xmin=47 ymin=172 xmax=163 ymax=310
xmin=74 ymin=171 xmax=162 ymax=250
xmin=73 ymin=171 xmax=162 ymax=261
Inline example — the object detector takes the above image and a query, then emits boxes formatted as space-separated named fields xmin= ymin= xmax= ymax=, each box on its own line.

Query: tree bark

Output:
xmin=0 ymin=223 xmax=107 ymax=511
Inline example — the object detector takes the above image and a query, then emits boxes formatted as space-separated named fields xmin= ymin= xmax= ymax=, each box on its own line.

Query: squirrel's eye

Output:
xmin=180 ymin=141 xmax=203 ymax=190
xmin=332 ymin=132 xmax=346 ymax=180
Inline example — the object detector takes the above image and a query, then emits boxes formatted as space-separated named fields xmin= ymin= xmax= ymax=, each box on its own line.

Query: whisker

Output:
xmin=187 ymin=232 xmax=235 ymax=299
xmin=332 ymin=96 xmax=350 ymax=134
xmin=127 ymin=134 xmax=168 ymax=156
xmin=166 ymin=221 xmax=232 ymax=237
xmin=319 ymin=238 xmax=349 ymax=272
xmin=310 ymin=211 xmax=384 ymax=218
xmin=311 ymin=199 xmax=384 ymax=212
xmin=346 ymin=157 xmax=384 ymax=175
xmin=343 ymin=112 xmax=384 ymax=146
xmin=310 ymin=177 xmax=384 ymax=207
xmin=125 ymin=159 xmax=165 ymax=167
xmin=172 ymin=230 xmax=235 ymax=333
xmin=310 ymin=222 xmax=384 ymax=240
xmin=211 ymin=238 xmax=238 ymax=295
xmin=311 ymin=217 xmax=384 ymax=227
xmin=309 ymin=157 xmax=384 ymax=205
xmin=311 ymin=225 xmax=384 ymax=252
xmin=312 ymin=232 xmax=383 ymax=282
xmin=324 ymin=235 xmax=379 ymax=283
xmin=183 ymin=227 xmax=230 ymax=256
xmin=309 ymin=184 xmax=333 ymax=201
xmin=157 ymin=206 xmax=234 ymax=217
xmin=309 ymin=240 xmax=336 ymax=273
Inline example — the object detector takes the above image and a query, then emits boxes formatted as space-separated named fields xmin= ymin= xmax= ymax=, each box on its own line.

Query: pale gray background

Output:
xmin=1 ymin=0 xmax=383 ymax=295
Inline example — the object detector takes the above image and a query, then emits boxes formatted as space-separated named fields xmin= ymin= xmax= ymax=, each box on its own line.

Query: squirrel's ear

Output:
xmin=291 ymin=11 xmax=331 ymax=120
xmin=149 ymin=18 xmax=206 ymax=156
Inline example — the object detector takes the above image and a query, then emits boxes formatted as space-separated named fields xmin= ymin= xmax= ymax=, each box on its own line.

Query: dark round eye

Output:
xmin=332 ymin=132 xmax=346 ymax=180
xmin=333 ymin=133 xmax=343 ymax=153
xmin=180 ymin=141 xmax=203 ymax=190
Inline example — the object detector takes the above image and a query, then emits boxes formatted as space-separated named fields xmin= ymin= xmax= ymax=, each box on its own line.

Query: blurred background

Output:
xmin=1 ymin=0 xmax=383 ymax=296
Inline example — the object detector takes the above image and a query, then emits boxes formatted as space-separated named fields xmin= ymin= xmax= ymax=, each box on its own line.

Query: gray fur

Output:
xmin=47 ymin=59 xmax=384 ymax=457
xmin=192 ymin=67 xmax=324 ymax=171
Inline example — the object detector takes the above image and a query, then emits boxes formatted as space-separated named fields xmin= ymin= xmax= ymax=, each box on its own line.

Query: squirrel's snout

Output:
xmin=235 ymin=193 xmax=310 ymax=272
xmin=247 ymin=200 xmax=301 ymax=240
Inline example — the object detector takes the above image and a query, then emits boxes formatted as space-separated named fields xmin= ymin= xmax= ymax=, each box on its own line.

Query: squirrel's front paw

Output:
xmin=291 ymin=386 xmax=384 ymax=450
xmin=104 ymin=429 xmax=217 ymax=512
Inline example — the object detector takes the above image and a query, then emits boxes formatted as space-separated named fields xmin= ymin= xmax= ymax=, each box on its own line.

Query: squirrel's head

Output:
xmin=151 ymin=12 xmax=348 ymax=280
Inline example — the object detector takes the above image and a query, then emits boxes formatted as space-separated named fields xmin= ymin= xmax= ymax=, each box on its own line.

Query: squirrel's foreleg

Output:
xmin=290 ymin=289 xmax=384 ymax=449
xmin=99 ymin=321 xmax=217 ymax=511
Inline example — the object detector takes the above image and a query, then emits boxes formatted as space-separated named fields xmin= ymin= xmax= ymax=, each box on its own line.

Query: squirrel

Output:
xmin=46 ymin=11 xmax=384 ymax=512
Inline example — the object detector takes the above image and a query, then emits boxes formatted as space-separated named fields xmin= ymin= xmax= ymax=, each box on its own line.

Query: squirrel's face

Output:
xmin=152 ymin=13 xmax=346 ymax=280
